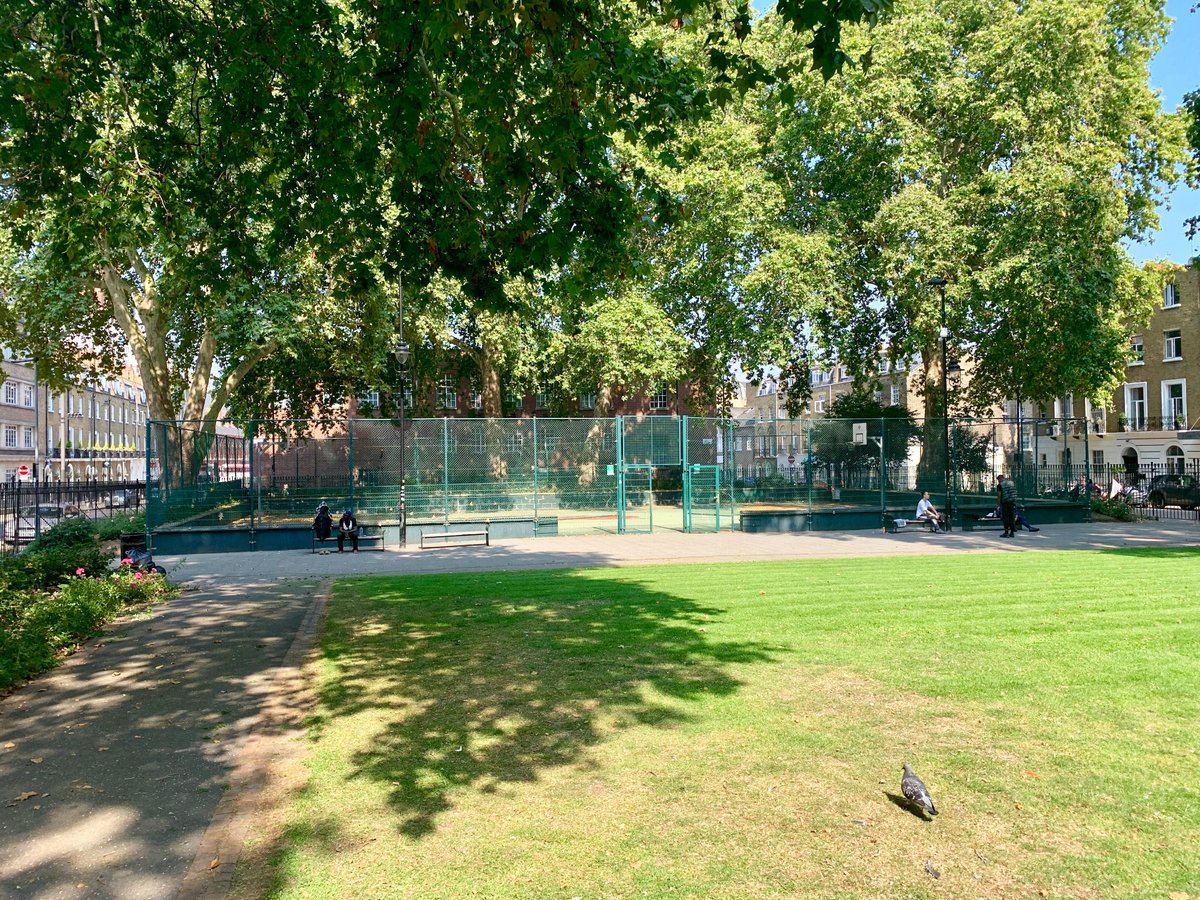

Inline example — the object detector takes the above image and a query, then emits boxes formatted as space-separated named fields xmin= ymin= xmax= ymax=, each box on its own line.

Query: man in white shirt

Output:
xmin=915 ymin=491 xmax=945 ymax=533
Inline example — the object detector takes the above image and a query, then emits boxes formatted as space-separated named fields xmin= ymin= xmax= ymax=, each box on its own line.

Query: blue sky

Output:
xmin=1132 ymin=0 xmax=1198 ymax=265
xmin=749 ymin=0 xmax=1199 ymax=264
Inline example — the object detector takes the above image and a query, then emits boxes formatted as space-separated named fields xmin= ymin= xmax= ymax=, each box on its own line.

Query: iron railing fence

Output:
xmin=1089 ymin=459 xmax=1200 ymax=522
xmin=146 ymin=416 xmax=1094 ymax=538
xmin=0 ymin=479 xmax=146 ymax=554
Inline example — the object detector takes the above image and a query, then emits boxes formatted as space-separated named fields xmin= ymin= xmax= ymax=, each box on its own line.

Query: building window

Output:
xmin=890 ymin=384 xmax=901 ymax=406
xmin=358 ymin=390 xmax=380 ymax=407
xmin=1129 ymin=336 xmax=1144 ymax=365
xmin=437 ymin=377 xmax=457 ymax=409
xmin=579 ymin=393 xmax=596 ymax=411
xmin=3 ymin=425 xmax=15 ymax=448
xmin=1163 ymin=283 xmax=1179 ymax=308
xmin=23 ymin=385 xmax=34 ymax=407
xmin=816 ymin=398 xmax=826 ymax=413
xmin=1164 ymin=329 xmax=1182 ymax=361
xmin=1166 ymin=445 xmax=1185 ymax=474
xmin=23 ymin=427 xmax=33 ymax=449
xmin=873 ymin=389 xmax=883 ymax=403
xmin=470 ymin=389 xmax=483 ymax=411
xmin=402 ymin=385 xmax=413 ymax=409
xmin=878 ymin=358 xmax=890 ymax=375
xmin=3 ymin=383 xmax=16 ymax=405
xmin=1124 ymin=383 xmax=1147 ymax=430
xmin=650 ymin=387 xmax=670 ymax=410
xmin=1092 ymin=450 xmax=1104 ymax=469
xmin=536 ymin=391 xmax=548 ymax=410
xmin=1162 ymin=380 xmax=1186 ymax=430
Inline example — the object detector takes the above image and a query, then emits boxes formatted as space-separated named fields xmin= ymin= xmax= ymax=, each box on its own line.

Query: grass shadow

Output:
xmin=249 ymin=567 xmax=783 ymax=891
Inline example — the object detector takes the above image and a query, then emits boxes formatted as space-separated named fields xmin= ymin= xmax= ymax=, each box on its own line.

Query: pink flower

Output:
xmin=134 ymin=572 xmax=145 ymax=581
xmin=75 ymin=567 xmax=86 ymax=576
xmin=120 ymin=558 xmax=133 ymax=566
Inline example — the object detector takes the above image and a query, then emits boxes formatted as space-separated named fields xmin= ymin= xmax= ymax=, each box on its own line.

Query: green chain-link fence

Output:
xmin=147 ymin=415 xmax=1091 ymax=541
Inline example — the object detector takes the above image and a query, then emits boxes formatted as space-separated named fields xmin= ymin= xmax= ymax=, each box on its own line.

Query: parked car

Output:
xmin=1145 ymin=474 xmax=1200 ymax=509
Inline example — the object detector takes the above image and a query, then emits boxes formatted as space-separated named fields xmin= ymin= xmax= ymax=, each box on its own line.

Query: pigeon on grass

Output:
xmin=901 ymin=763 xmax=939 ymax=817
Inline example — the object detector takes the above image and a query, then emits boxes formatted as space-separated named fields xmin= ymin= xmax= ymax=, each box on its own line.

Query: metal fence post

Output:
xmin=442 ymin=416 xmax=450 ymax=526
xmin=681 ymin=415 xmax=690 ymax=532
xmin=348 ymin=418 xmax=355 ymax=508
xmin=144 ymin=420 xmax=153 ymax=554
xmin=615 ymin=415 xmax=625 ymax=534
xmin=533 ymin=416 xmax=539 ymax=523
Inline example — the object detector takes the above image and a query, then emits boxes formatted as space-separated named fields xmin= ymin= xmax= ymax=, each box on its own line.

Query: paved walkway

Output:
xmin=159 ymin=519 xmax=1198 ymax=583
xmin=0 ymin=521 xmax=1195 ymax=898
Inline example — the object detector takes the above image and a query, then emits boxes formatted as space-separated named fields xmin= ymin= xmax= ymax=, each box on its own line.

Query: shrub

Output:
xmin=25 ymin=516 xmax=98 ymax=553
xmin=0 ymin=544 xmax=113 ymax=593
xmin=95 ymin=513 xmax=146 ymax=542
xmin=0 ymin=565 xmax=176 ymax=691
xmin=1092 ymin=496 xmax=1136 ymax=522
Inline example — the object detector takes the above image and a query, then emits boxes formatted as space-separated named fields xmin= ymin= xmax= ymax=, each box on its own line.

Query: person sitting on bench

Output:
xmin=338 ymin=508 xmax=359 ymax=552
xmin=983 ymin=504 xmax=1040 ymax=532
xmin=915 ymin=492 xmax=946 ymax=533
xmin=313 ymin=503 xmax=333 ymax=543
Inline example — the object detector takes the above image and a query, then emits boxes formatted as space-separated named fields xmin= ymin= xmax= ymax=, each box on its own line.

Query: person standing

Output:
xmin=337 ymin=508 xmax=359 ymax=552
xmin=997 ymin=473 xmax=1018 ymax=538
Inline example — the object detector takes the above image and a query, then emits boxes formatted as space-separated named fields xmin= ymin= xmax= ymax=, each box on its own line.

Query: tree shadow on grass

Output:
xmin=247 ymin=567 xmax=783 ymax=890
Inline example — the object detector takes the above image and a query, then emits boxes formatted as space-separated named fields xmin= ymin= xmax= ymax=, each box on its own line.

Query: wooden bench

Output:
xmin=312 ymin=524 xmax=386 ymax=553
xmin=883 ymin=513 xmax=943 ymax=535
xmin=420 ymin=526 xmax=490 ymax=549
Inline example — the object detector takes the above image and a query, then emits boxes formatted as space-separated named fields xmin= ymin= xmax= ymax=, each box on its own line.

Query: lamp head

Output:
xmin=392 ymin=341 xmax=410 ymax=366
xmin=927 ymin=277 xmax=948 ymax=287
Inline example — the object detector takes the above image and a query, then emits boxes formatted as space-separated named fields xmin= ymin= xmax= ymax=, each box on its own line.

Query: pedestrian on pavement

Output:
xmin=997 ymin=473 xmax=1018 ymax=538
xmin=313 ymin=502 xmax=333 ymax=542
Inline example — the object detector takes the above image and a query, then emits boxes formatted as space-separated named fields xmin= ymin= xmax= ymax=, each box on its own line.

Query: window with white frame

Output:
xmin=47 ymin=394 xmax=53 ymax=413
xmin=1124 ymin=383 xmax=1147 ymax=430
xmin=1092 ymin=450 xmax=1104 ymax=469
xmin=3 ymin=425 xmax=16 ymax=448
xmin=470 ymin=389 xmax=482 ymax=411
xmin=437 ymin=377 xmax=457 ymax=409
xmin=23 ymin=385 xmax=33 ymax=407
xmin=878 ymin=358 xmax=890 ymax=375
xmin=1162 ymin=379 xmax=1186 ymax=430
xmin=1129 ymin=336 xmax=1144 ymax=364
xmin=579 ymin=392 xmax=596 ymax=411
xmin=890 ymin=384 xmax=901 ymax=406
xmin=402 ymin=385 xmax=413 ymax=409
xmin=873 ymin=389 xmax=883 ymax=403
xmin=3 ymin=383 xmax=16 ymax=404
xmin=536 ymin=391 xmax=548 ymax=409
xmin=816 ymin=397 xmax=826 ymax=413
xmin=1163 ymin=283 xmax=1180 ymax=308
xmin=1164 ymin=329 xmax=1182 ymax=361
xmin=650 ymin=387 xmax=670 ymax=410
xmin=358 ymin=390 xmax=380 ymax=407
xmin=23 ymin=427 xmax=33 ymax=448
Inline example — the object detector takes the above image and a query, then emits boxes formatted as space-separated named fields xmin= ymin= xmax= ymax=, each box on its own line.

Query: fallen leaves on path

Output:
xmin=14 ymin=792 xmax=37 ymax=802
xmin=208 ymin=858 xmax=220 ymax=870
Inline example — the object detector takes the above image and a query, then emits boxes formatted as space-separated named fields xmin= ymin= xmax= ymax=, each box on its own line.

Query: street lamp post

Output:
xmin=392 ymin=275 xmax=411 ymax=548
xmin=928 ymin=277 xmax=951 ymax=528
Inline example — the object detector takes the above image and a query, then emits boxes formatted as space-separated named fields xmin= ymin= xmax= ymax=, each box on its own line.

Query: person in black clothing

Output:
xmin=313 ymin=503 xmax=333 ymax=542
xmin=338 ymin=508 xmax=359 ymax=552
xmin=997 ymin=473 xmax=1018 ymax=538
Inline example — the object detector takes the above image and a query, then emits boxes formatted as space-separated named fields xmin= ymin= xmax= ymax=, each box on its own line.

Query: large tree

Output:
xmin=756 ymin=0 xmax=1187 ymax=413
xmin=1 ymin=0 xmax=885 ymax=424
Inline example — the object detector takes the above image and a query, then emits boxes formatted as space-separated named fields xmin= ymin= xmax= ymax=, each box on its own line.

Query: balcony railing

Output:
xmin=1117 ymin=416 xmax=1187 ymax=433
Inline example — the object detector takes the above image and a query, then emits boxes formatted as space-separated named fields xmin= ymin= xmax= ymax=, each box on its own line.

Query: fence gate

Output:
xmin=683 ymin=464 xmax=722 ymax=533
xmin=617 ymin=463 xmax=654 ymax=534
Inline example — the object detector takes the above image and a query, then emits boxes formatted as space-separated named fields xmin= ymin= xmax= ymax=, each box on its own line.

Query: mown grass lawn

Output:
xmin=241 ymin=549 xmax=1200 ymax=899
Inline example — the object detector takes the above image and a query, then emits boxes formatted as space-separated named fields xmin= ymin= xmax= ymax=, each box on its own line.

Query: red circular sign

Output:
xmin=17 ymin=465 xmax=29 ymax=477
xmin=787 ymin=455 xmax=796 ymax=465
